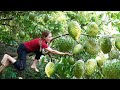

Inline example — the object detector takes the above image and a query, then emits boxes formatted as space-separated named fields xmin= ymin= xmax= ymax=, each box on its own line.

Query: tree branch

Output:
xmin=46 ymin=53 xmax=52 ymax=62
xmin=50 ymin=31 xmax=114 ymax=44
xmin=1 ymin=23 xmax=11 ymax=26
xmin=51 ymin=33 xmax=69 ymax=41
xmin=0 ymin=18 xmax=13 ymax=21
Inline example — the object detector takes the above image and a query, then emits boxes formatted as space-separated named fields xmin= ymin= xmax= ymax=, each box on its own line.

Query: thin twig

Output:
xmin=0 ymin=18 xmax=13 ymax=21
xmin=50 ymin=30 xmax=114 ymax=45
xmin=1 ymin=23 xmax=11 ymax=26
xmin=51 ymin=33 xmax=69 ymax=41
xmin=47 ymin=53 xmax=52 ymax=62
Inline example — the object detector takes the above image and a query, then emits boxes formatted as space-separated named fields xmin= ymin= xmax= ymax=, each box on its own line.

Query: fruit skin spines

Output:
xmin=68 ymin=57 xmax=75 ymax=65
xmin=45 ymin=62 xmax=56 ymax=77
xmin=56 ymin=37 xmax=74 ymax=52
xmin=73 ymin=60 xmax=85 ymax=79
xmin=84 ymin=38 xmax=99 ymax=55
xmin=96 ymin=55 xmax=107 ymax=68
xmin=102 ymin=59 xmax=120 ymax=79
xmin=108 ymin=48 xmax=119 ymax=60
xmin=100 ymin=36 xmax=112 ymax=54
xmin=85 ymin=59 xmax=97 ymax=76
xmin=68 ymin=21 xmax=81 ymax=41
xmin=73 ymin=44 xmax=83 ymax=55
xmin=86 ymin=22 xmax=99 ymax=37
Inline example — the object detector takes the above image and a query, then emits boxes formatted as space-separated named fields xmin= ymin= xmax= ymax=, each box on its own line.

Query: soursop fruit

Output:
xmin=86 ymin=22 xmax=99 ymax=37
xmin=108 ymin=48 xmax=119 ymax=60
xmin=73 ymin=44 xmax=83 ymax=55
xmin=73 ymin=60 xmax=85 ymax=79
xmin=54 ymin=37 xmax=74 ymax=52
xmin=100 ymin=36 xmax=112 ymax=54
xmin=67 ymin=57 xmax=75 ymax=65
xmin=102 ymin=59 xmax=120 ymax=79
xmin=85 ymin=59 xmax=97 ymax=76
xmin=45 ymin=62 xmax=56 ymax=77
xmin=68 ymin=21 xmax=81 ymax=41
xmin=84 ymin=38 xmax=99 ymax=55
xmin=96 ymin=54 xmax=107 ymax=67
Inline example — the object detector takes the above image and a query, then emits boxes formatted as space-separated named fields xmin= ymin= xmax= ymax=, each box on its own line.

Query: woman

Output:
xmin=1 ymin=30 xmax=72 ymax=72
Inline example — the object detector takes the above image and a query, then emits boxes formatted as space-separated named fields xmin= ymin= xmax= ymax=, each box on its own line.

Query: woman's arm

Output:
xmin=45 ymin=47 xmax=72 ymax=56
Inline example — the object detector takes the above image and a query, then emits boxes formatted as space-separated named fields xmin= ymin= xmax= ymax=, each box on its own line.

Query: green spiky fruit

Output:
xmin=86 ymin=22 xmax=99 ymax=37
xmin=108 ymin=48 xmax=119 ymax=60
xmin=73 ymin=44 xmax=83 ymax=55
xmin=100 ymin=36 xmax=112 ymax=54
xmin=84 ymin=38 xmax=99 ymax=55
xmin=68 ymin=21 xmax=81 ymax=41
xmin=115 ymin=37 xmax=120 ymax=51
xmin=19 ymin=31 xmax=25 ymax=38
xmin=56 ymin=63 xmax=65 ymax=78
xmin=85 ymin=59 xmax=97 ymax=76
xmin=55 ymin=37 xmax=74 ymax=52
xmin=96 ymin=55 xmax=107 ymax=67
xmin=73 ymin=60 xmax=84 ymax=79
xmin=102 ymin=59 xmax=120 ymax=79
xmin=45 ymin=62 xmax=56 ymax=77
xmin=68 ymin=57 xmax=75 ymax=65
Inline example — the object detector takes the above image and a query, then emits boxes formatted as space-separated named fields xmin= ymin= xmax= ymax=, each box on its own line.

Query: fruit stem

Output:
xmin=47 ymin=53 xmax=52 ymax=62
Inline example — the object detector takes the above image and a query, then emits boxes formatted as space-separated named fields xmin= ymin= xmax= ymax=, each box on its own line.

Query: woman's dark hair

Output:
xmin=41 ymin=30 xmax=51 ymax=38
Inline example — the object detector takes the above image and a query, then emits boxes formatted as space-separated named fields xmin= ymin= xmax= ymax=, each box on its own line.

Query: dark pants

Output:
xmin=13 ymin=44 xmax=42 ymax=71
